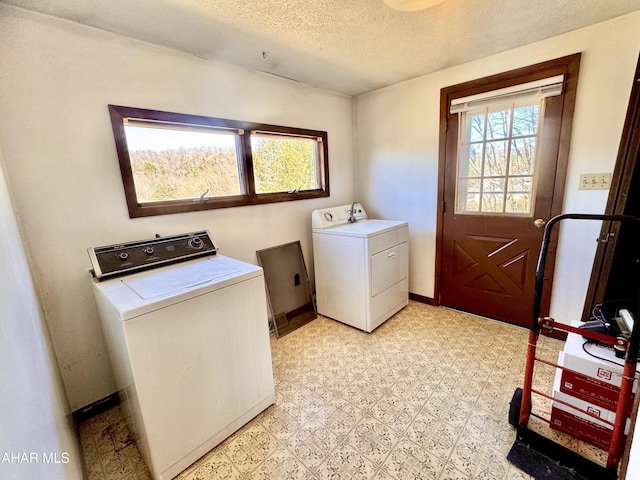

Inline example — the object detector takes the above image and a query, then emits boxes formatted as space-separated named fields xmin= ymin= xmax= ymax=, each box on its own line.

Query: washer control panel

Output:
xmin=311 ymin=203 xmax=368 ymax=229
xmin=89 ymin=230 xmax=217 ymax=280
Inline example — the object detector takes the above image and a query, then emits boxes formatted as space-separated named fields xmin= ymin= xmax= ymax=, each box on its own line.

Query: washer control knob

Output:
xmin=144 ymin=247 xmax=154 ymax=255
xmin=188 ymin=237 xmax=204 ymax=249
xmin=118 ymin=252 xmax=129 ymax=261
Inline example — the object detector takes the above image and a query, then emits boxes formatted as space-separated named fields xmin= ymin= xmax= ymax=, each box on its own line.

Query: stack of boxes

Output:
xmin=551 ymin=322 xmax=638 ymax=449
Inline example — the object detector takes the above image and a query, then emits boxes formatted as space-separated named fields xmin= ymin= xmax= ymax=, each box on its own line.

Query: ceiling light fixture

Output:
xmin=383 ymin=0 xmax=447 ymax=11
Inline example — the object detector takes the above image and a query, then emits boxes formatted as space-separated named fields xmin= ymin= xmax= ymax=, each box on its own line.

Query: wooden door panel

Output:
xmin=441 ymin=217 xmax=539 ymax=326
xmin=437 ymin=55 xmax=581 ymax=327
xmin=452 ymin=237 xmax=528 ymax=294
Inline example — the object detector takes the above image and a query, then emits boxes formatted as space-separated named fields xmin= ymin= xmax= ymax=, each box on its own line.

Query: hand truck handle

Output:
xmin=531 ymin=213 xmax=640 ymax=336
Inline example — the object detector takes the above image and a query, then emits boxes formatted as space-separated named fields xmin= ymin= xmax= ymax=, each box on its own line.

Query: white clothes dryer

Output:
xmin=311 ymin=203 xmax=409 ymax=332
xmin=89 ymin=231 xmax=274 ymax=480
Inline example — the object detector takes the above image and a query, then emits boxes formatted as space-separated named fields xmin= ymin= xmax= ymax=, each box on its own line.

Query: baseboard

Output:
xmin=72 ymin=393 xmax=120 ymax=423
xmin=409 ymin=292 xmax=434 ymax=305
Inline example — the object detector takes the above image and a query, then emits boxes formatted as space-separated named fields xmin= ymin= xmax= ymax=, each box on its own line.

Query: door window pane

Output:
xmin=481 ymin=178 xmax=504 ymax=212
xmin=469 ymin=115 xmax=485 ymax=142
xmin=487 ymin=110 xmax=511 ymax=139
xmin=484 ymin=140 xmax=508 ymax=176
xmin=456 ymin=100 xmax=542 ymax=215
xmin=512 ymin=104 xmax=539 ymax=136
xmin=468 ymin=144 xmax=483 ymax=176
xmin=509 ymin=138 xmax=536 ymax=176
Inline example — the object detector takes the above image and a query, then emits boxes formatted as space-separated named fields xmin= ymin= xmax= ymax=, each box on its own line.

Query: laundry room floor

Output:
xmin=78 ymin=301 xmax=611 ymax=480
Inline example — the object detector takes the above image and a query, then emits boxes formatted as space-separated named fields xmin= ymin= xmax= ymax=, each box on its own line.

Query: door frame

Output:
xmin=434 ymin=54 xmax=581 ymax=321
xmin=582 ymin=55 xmax=640 ymax=321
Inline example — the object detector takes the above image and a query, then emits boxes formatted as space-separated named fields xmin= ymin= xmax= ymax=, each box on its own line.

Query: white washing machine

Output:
xmin=312 ymin=203 xmax=409 ymax=332
xmin=89 ymin=231 xmax=274 ymax=480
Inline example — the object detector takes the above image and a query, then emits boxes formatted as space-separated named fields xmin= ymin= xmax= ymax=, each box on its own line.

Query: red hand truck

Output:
xmin=508 ymin=213 xmax=640 ymax=480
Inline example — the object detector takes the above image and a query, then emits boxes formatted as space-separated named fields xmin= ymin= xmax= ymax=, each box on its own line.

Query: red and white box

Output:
xmin=558 ymin=325 xmax=638 ymax=411
xmin=551 ymin=368 xmax=629 ymax=450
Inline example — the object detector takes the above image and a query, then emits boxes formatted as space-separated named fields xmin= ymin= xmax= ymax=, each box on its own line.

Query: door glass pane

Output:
xmin=468 ymin=144 xmax=483 ymax=176
xmin=508 ymin=176 xmax=532 ymax=192
xmin=487 ymin=110 xmax=510 ymax=139
xmin=512 ymin=105 xmax=539 ymax=136
xmin=481 ymin=178 xmax=504 ymax=212
xmin=506 ymin=193 xmax=532 ymax=213
xmin=469 ymin=114 xmax=485 ymax=142
xmin=509 ymin=137 xmax=536 ymax=175
xmin=484 ymin=140 xmax=508 ymax=176
xmin=456 ymin=99 xmax=542 ymax=215
xmin=465 ymin=193 xmax=480 ymax=211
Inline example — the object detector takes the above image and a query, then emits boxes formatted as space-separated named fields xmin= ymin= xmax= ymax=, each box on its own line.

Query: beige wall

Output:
xmin=355 ymin=11 xmax=640 ymax=325
xmin=0 ymin=148 xmax=83 ymax=478
xmin=0 ymin=5 xmax=356 ymax=410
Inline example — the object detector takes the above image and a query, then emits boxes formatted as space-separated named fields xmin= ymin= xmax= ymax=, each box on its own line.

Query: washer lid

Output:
xmin=93 ymin=255 xmax=263 ymax=320
xmin=122 ymin=260 xmax=240 ymax=299
xmin=312 ymin=219 xmax=407 ymax=238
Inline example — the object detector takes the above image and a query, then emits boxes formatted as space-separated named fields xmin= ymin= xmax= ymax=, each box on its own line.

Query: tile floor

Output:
xmin=79 ymin=301 xmax=611 ymax=480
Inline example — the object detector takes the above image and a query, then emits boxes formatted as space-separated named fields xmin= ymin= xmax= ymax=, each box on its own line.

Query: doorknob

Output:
xmin=534 ymin=218 xmax=546 ymax=228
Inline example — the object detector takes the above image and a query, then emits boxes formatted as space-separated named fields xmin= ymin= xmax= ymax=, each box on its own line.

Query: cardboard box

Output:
xmin=558 ymin=326 xmax=638 ymax=411
xmin=550 ymin=404 xmax=613 ymax=450
xmin=550 ymin=369 xmax=629 ymax=450
xmin=554 ymin=365 xmax=618 ymax=423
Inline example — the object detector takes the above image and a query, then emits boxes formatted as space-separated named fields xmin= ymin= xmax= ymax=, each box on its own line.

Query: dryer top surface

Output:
xmin=312 ymin=218 xmax=407 ymax=238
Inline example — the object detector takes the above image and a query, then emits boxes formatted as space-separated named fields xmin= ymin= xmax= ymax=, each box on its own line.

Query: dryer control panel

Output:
xmin=88 ymin=230 xmax=217 ymax=280
xmin=311 ymin=203 xmax=368 ymax=229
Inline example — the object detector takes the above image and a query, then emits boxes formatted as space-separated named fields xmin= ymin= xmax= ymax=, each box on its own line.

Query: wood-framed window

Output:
xmin=108 ymin=105 xmax=330 ymax=218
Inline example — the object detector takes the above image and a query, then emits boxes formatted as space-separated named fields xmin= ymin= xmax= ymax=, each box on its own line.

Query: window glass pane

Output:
xmin=482 ymin=178 xmax=504 ymax=212
xmin=467 ymin=178 xmax=481 ymax=192
xmin=251 ymin=134 xmax=319 ymax=194
xmin=124 ymin=125 xmax=241 ymax=203
xmin=468 ymin=144 xmax=483 ymax=176
xmin=486 ymin=109 xmax=511 ymax=140
xmin=466 ymin=193 xmax=480 ymax=212
xmin=509 ymin=137 xmax=536 ymax=175
xmin=469 ymin=113 xmax=485 ymax=142
xmin=506 ymin=193 xmax=531 ymax=213
xmin=507 ymin=176 xmax=532 ymax=192
xmin=455 ymin=100 xmax=541 ymax=216
xmin=484 ymin=140 xmax=508 ymax=176
xmin=483 ymin=177 xmax=504 ymax=193
xmin=457 ymin=178 xmax=481 ymax=212
xmin=482 ymin=194 xmax=504 ymax=212
xmin=512 ymin=104 xmax=539 ymax=136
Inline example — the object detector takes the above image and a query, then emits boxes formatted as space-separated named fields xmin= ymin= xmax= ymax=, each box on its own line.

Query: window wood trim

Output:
xmin=108 ymin=105 xmax=330 ymax=218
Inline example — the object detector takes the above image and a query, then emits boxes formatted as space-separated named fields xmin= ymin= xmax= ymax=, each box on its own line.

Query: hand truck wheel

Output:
xmin=508 ymin=387 xmax=529 ymax=427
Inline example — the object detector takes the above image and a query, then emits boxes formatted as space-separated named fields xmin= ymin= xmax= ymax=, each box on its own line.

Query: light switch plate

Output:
xmin=579 ymin=173 xmax=611 ymax=190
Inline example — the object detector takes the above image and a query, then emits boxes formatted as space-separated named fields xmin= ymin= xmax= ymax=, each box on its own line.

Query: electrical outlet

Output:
xmin=579 ymin=173 xmax=611 ymax=190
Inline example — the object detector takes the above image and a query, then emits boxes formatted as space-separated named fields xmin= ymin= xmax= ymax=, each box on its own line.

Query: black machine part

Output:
xmin=88 ymin=230 xmax=217 ymax=281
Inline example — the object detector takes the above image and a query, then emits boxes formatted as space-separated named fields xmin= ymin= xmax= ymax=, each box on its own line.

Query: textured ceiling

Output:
xmin=4 ymin=0 xmax=640 ymax=95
